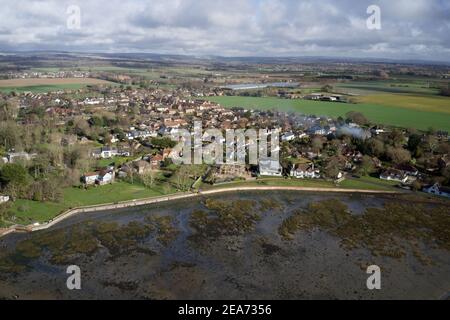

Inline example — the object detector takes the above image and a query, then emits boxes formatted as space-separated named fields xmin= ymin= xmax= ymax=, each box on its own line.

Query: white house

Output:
xmin=423 ymin=183 xmax=450 ymax=198
xmin=82 ymin=172 xmax=99 ymax=185
xmin=291 ymin=163 xmax=320 ymax=179
xmin=0 ymin=195 xmax=10 ymax=204
xmin=380 ymin=169 xmax=408 ymax=184
xmin=97 ymin=171 xmax=114 ymax=185
xmin=259 ymin=158 xmax=283 ymax=177
xmin=281 ymin=132 xmax=296 ymax=142
xmin=6 ymin=152 xmax=37 ymax=163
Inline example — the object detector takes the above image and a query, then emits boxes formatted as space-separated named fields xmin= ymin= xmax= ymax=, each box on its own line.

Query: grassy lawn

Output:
xmin=96 ymin=156 xmax=135 ymax=168
xmin=8 ymin=181 xmax=177 ymax=225
xmin=203 ymin=176 xmax=397 ymax=192
xmin=338 ymin=178 xmax=397 ymax=191
xmin=202 ymin=178 xmax=334 ymax=190
xmin=205 ymin=96 xmax=450 ymax=131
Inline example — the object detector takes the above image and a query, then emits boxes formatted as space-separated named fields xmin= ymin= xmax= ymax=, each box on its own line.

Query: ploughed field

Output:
xmin=0 ymin=191 xmax=449 ymax=300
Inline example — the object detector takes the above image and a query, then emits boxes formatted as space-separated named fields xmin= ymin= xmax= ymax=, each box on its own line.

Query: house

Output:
xmin=395 ymin=164 xmax=419 ymax=176
xmin=307 ymin=126 xmax=326 ymax=136
xmin=82 ymin=172 xmax=100 ymax=185
xmin=290 ymin=163 xmax=320 ymax=179
xmin=259 ymin=158 xmax=283 ymax=177
xmin=320 ymin=96 xmax=338 ymax=102
xmin=96 ymin=171 xmax=114 ymax=185
xmin=423 ymin=183 xmax=450 ymax=198
xmin=6 ymin=152 xmax=37 ymax=163
xmin=304 ymin=93 xmax=323 ymax=100
xmin=281 ymin=132 xmax=296 ymax=142
xmin=0 ymin=195 xmax=10 ymax=204
xmin=150 ymin=154 xmax=164 ymax=168
xmin=92 ymin=147 xmax=119 ymax=159
xmin=380 ymin=169 xmax=408 ymax=183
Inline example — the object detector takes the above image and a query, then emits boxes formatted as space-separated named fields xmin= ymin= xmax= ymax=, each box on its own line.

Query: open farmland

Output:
xmin=205 ymin=96 xmax=450 ymax=131
xmin=0 ymin=77 xmax=116 ymax=93
xmin=335 ymin=80 xmax=441 ymax=95
xmin=357 ymin=93 xmax=450 ymax=114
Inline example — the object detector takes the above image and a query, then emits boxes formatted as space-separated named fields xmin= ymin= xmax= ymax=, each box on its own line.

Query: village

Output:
xmin=0 ymin=74 xmax=449 ymax=223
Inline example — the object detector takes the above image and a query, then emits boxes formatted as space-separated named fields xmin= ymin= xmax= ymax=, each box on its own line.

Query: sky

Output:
xmin=0 ymin=0 xmax=449 ymax=62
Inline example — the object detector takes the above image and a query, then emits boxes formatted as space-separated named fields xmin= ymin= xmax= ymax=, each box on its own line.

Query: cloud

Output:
xmin=0 ymin=0 xmax=449 ymax=61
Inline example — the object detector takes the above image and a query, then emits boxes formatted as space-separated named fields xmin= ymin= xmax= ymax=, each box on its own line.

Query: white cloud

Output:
xmin=0 ymin=0 xmax=449 ymax=61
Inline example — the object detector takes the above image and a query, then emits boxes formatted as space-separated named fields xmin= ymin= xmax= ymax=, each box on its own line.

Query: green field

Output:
xmin=0 ymin=83 xmax=99 ymax=93
xmin=7 ymin=181 xmax=177 ymax=226
xmin=336 ymin=80 xmax=441 ymax=95
xmin=206 ymin=96 xmax=450 ymax=131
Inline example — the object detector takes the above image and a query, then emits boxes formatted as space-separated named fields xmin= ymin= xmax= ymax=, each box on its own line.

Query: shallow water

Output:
xmin=0 ymin=191 xmax=449 ymax=300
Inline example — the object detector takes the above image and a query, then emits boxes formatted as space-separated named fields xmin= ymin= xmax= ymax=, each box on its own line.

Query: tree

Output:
xmin=323 ymin=156 xmax=343 ymax=179
xmin=0 ymin=163 xmax=28 ymax=187
xmin=311 ymin=137 xmax=324 ymax=154
xmin=0 ymin=163 xmax=30 ymax=198
xmin=386 ymin=146 xmax=411 ymax=165
xmin=321 ymin=84 xmax=333 ymax=93
xmin=151 ymin=137 xmax=177 ymax=150
xmin=368 ymin=138 xmax=385 ymax=157
xmin=346 ymin=111 xmax=369 ymax=126
xmin=141 ymin=170 xmax=158 ymax=189
xmin=387 ymin=129 xmax=406 ymax=148
xmin=171 ymin=165 xmax=192 ymax=191
xmin=407 ymin=134 xmax=422 ymax=154
xmin=425 ymin=136 xmax=439 ymax=154
xmin=358 ymin=155 xmax=375 ymax=176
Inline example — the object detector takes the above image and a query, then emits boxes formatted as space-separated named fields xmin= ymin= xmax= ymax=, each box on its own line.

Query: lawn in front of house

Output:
xmin=8 ymin=181 xmax=177 ymax=226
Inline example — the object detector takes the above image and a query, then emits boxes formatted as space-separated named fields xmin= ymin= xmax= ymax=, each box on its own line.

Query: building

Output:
xmin=150 ymin=154 xmax=164 ymax=168
xmin=395 ymin=164 xmax=419 ymax=176
xmin=380 ymin=169 xmax=408 ymax=184
xmin=307 ymin=126 xmax=326 ymax=136
xmin=281 ymin=132 xmax=296 ymax=142
xmin=92 ymin=147 xmax=119 ymax=159
xmin=92 ymin=147 xmax=130 ymax=159
xmin=423 ymin=183 xmax=450 ymax=198
xmin=82 ymin=172 xmax=99 ymax=185
xmin=259 ymin=158 xmax=282 ymax=177
xmin=6 ymin=152 xmax=37 ymax=163
xmin=290 ymin=163 xmax=320 ymax=179
xmin=97 ymin=171 xmax=114 ymax=185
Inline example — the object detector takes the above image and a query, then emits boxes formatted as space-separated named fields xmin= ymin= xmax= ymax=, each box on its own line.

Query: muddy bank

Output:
xmin=0 ymin=191 xmax=449 ymax=300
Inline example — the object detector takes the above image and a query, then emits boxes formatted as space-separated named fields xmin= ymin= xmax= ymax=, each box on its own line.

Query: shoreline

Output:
xmin=0 ymin=186 xmax=400 ymax=238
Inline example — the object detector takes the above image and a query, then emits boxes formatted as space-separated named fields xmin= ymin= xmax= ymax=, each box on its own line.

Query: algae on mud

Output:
xmin=278 ymin=199 xmax=450 ymax=265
